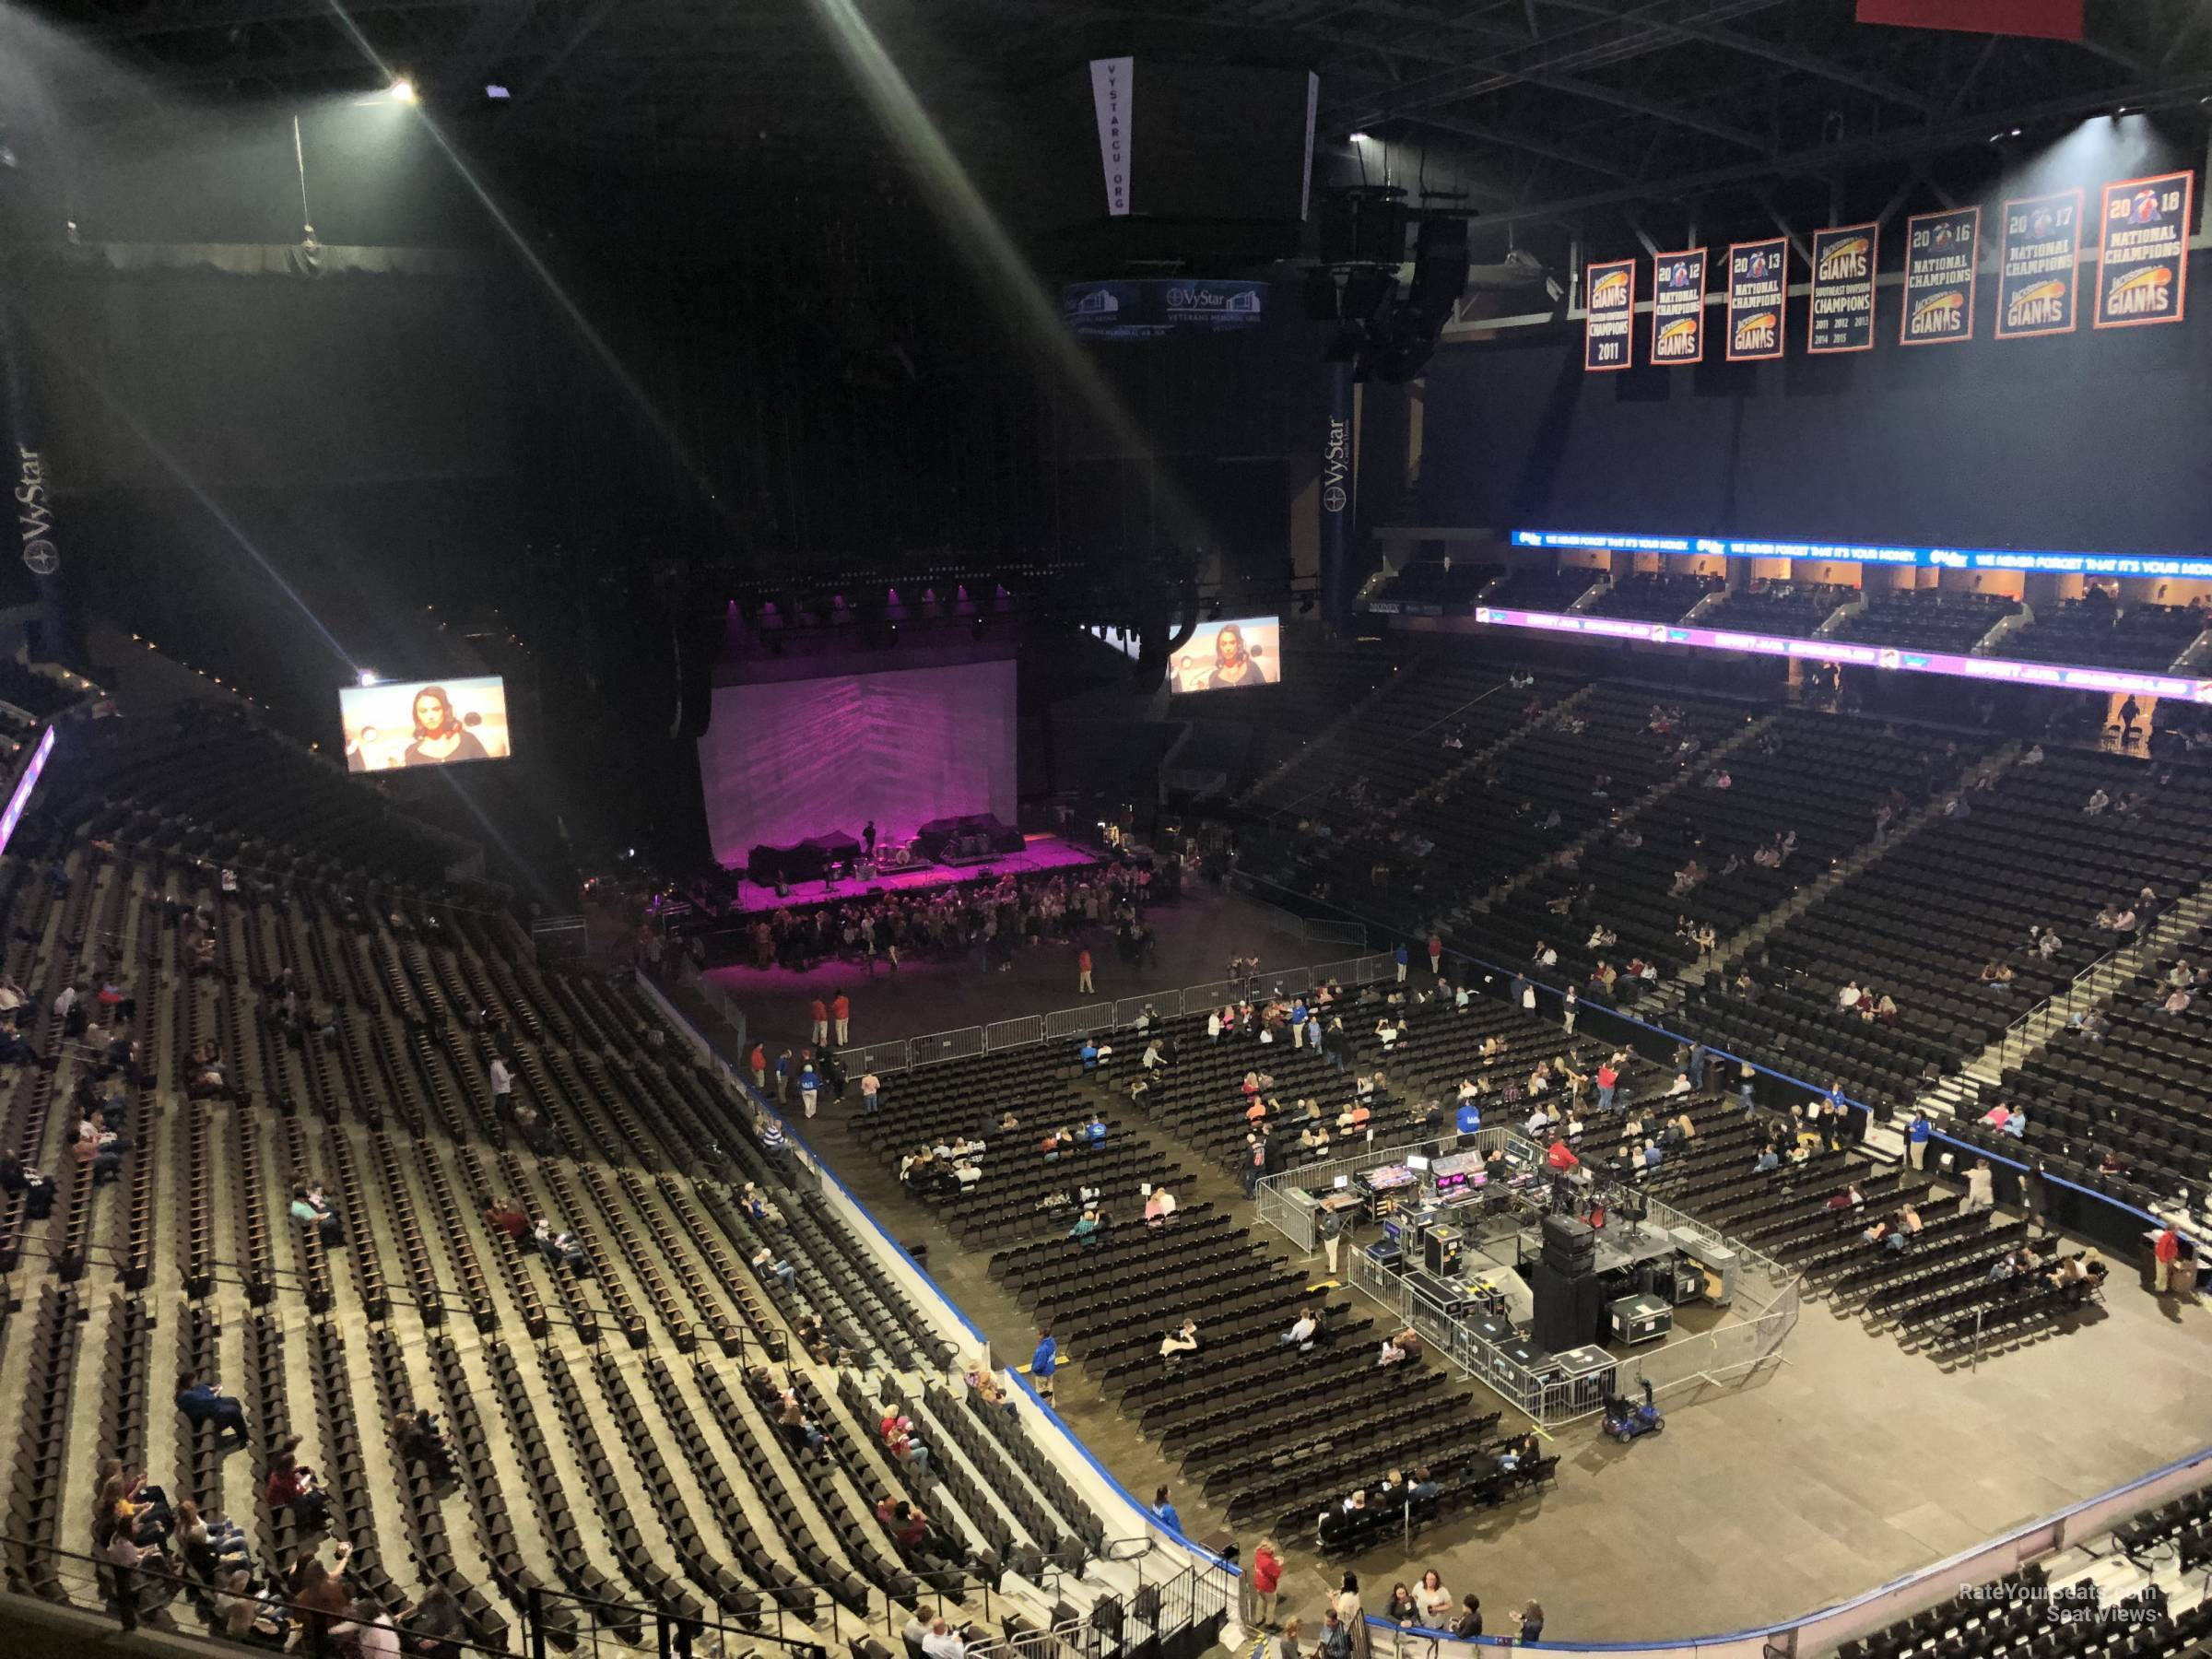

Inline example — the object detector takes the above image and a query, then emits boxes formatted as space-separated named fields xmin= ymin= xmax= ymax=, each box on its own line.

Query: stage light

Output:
xmin=357 ymin=669 xmax=381 ymax=687
xmin=485 ymin=84 xmax=511 ymax=100
xmin=1348 ymin=131 xmax=1370 ymax=143
xmin=388 ymin=77 xmax=418 ymax=104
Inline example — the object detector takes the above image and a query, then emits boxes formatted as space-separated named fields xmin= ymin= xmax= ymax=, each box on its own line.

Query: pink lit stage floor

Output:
xmin=726 ymin=833 xmax=1099 ymax=915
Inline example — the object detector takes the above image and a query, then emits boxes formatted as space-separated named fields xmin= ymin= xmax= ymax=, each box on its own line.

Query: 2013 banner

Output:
xmin=1724 ymin=237 xmax=1788 ymax=361
xmin=2095 ymin=171 xmax=2193 ymax=330
xmin=1806 ymin=224 xmax=1878 ymax=353
xmin=1651 ymin=248 xmax=1707 ymax=364
xmin=1583 ymin=258 xmax=1636 ymax=371
xmin=1994 ymin=187 xmax=2082 ymax=340
xmin=1900 ymin=206 xmax=1980 ymax=345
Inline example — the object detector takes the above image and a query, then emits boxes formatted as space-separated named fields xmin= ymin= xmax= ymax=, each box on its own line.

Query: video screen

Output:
xmin=1170 ymin=617 xmax=1281 ymax=694
xmin=339 ymin=676 xmax=510 ymax=773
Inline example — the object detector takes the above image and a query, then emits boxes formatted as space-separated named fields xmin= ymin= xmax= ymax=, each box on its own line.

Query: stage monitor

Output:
xmin=339 ymin=676 xmax=511 ymax=773
xmin=1168 ymin=617 xmax=1281 ymax=694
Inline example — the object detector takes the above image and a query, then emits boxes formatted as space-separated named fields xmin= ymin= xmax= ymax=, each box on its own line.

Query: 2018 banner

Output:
xmin=1994 ymin=187 xmax=2082 ymax=339
xmin=1806 ymin=224 xmax=1878 ymax=353
xmin=1651 ymin=248 xmax=1707 ymax=364
xmin=1724 ymin=237 xmax=1787 ymax=361
xmin=1583 ymin=258 xmax=1636 ymax=371
xmin=1900 ymin=206 xmax=1979 ymax=345
xmin=2095 ymin=171 xmax=2193 ymax=330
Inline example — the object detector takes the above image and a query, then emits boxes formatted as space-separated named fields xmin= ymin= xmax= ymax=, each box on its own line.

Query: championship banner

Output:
xmin=1651 ymin=248 xmax=1707 ymax=365
xmin=1994 ymin=188 xmax=2082 ymax=340
xmin=2094 ymin=171 xmax=2193 ymax=330
xmin=1807 ymin=224 xmax=1878 ymax=353
xmin=1583 ymin=258 xmax=1635 ymax=371
xmin=1900 ymin=206 xmax=1979 ymax=346
xmin=1724 ymin=237 xmax=1787 ymax=362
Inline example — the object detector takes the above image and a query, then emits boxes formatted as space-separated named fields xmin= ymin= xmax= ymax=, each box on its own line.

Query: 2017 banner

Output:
xmin=1724 ymin=237 xmax=1788 ymax=362
xmin=1806 ymin=224 xmax=1878 ymax=353
xmin=1651 ymin=248 xmax=1707 ymax=365
xmin=1994 ymin=188 xmax=2082 ymax=339
xmin=2095 ymin=171 xmax=2193 ymax=330
xmin=1583 ymin=258 xmax=1636 ymax=371
xmin=1900 ymin=206 xmax=1979 ymax=346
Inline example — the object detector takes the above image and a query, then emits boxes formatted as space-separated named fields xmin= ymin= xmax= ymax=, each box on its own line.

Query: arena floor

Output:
xmin=723 ymin=889 xmax=2212 ymax=1645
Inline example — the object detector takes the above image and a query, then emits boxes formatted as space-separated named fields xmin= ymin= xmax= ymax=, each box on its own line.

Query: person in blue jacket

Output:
xmin=1030 ymin=1330 xmax=1058 ymax=1402
xmin=1152 ymin=1486 xmax=1182 ymax=1534
xmin=1394 ymin=942 xmax=1409 ymax=983
xmin=1906 ymin=1110 xmax=1932 ymax=1171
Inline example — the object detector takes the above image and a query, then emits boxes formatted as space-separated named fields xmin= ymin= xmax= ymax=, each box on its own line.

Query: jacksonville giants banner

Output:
xmin=1807 ymin=224 xmax=1877 ymax=353
xmin=1900 ymin=206 xmax=1979 ymax=346
xmin=1089 ymin=57 xmax=1133 ymax=217
xmin=1994 ymin=187 xmax=2082 ymax=340
xmin=1651 ymin=249 xmax=1707 ymax=365
xmin=1583 ymin=258 xmax=1635 ymax=371
xmin=2094 ymin=171 xmax=2192 ymax=330
xmin=1724 ymin=237 xmax=1787 ymax=362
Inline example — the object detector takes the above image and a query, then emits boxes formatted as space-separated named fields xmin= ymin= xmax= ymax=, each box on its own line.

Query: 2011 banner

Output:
xmin=1806 ymin=224 xmax=1878 ymax=353
xmin=1583 ymin=258 xmax=1636 ymax=371
xmin=1724 ymin=237 xmax=1787 ymax=362
xmin=1994 ymin=187 xmax=2082 ymax=340
xmin=1651 ymin=249 xmax=1707 ymax=365
xmin=2095 ymin=171 xmax=2193 ymax=330
xmin=1900 ymin=206 xmax=1979 ymax=346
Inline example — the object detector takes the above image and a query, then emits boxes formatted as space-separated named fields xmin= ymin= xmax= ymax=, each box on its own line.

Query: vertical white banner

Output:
xmin=1301 ymin=71 xmax=1319 ymax=221
xmin=1089 ymin=56 xmax=1134 ymax=217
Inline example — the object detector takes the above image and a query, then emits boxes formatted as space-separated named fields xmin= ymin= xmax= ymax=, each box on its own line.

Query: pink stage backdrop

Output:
xmin=699 ymin=660 xmax=1018 ymax=865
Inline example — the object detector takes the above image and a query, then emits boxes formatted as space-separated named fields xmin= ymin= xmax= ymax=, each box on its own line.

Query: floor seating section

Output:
xmin=0 ymin=711 xmax=1112 ymax=1656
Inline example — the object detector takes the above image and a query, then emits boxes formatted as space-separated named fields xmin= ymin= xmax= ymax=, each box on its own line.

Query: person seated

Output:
xmin=484 ymin=1199 xmax=530 ymax=1241
xmin=0 ymin=1149 xmax=54 ymax=1218
xmin=750 ymin=1243 xmax=796 ymax=1288
xmin=1159 ymin=1319 xmax=1200 ymax=1368
xmin=288 ymin=1183 xmax=344 ymax=1248
xmin=1067 ymin=1207 xmax=1101 ymax=1244
xmin=1377 ymin=1335 xmax=1407 ymax=1367
xmin=534 ymin=1220 xmax=591 ymax=1274
xmin=1279 ymin=1307 xmax=1318 ymax=1350
xmin=392 ymin=1409 xmax=454 ymax=1484
xmin=1142 ymin=1184 xmax=1178 ymax=1229
xmin=1497 ymin=1430 xmax=1540 ymax=1473
xmin=1084 ymin=1113 xmax=1108 ymax=1146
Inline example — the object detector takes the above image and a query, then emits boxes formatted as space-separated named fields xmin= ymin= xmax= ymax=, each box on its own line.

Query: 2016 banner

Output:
xmin=1724 ymin=237 xmax=1787 ymax=361
xmin=1994 ymin=187 xmax=2082 ymax=339
xmin=2095 ymin=171 xmax=2193 ymax=330
xmin=1651 ymin=248 xmax=1707 ymax=364
xmin=1806 ymin=223 xmax=1878 ymax=353
xmin=1583 ymin=258 xmax=1636 ymax=371
xmin=1900 ymin=206 xmax=1979 ymax=345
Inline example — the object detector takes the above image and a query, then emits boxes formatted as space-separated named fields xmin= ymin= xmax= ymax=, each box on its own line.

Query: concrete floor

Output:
xmin=787 ymin=891 xmax=2212 ymax=1646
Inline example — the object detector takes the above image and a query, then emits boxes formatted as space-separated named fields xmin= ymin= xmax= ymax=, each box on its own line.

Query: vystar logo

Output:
xmin=1322 ymin=417 xmax=1348 ymax=513
xmin=15 ymin=446 xmax=56 ymax=576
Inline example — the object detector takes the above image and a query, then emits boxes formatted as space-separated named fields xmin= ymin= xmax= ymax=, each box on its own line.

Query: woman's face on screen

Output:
xmin=1216 ymin=626 xmax=1246 ymax=670
xmin=415 ymin=691 xmax=449 ymax=734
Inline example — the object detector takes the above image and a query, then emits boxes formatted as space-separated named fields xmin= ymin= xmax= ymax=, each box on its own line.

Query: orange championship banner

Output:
xmin=1806 ymin=223 xmax=1878 ymax=353
xmin=1900 ymin=206 xmax=1979 ymax=346
xmin=1724 ymin=237 xmax=1788 ymax=362
xmin=1994 ymin=187 xmax=2082 ymax=340
xmin=1583 ymin=257 xmax=1636 ymax=371
xmin=1651 ymin=248 xmax=1707 ymax=365
xmin=2094 ymin=171 xmax=2194 ymax=330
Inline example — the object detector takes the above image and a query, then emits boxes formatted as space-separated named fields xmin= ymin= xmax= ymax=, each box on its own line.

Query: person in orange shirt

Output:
xmin=747 ymin=1043 xmax=767 ymax=1089
xmin=2154 ymin=1226 xmax=2183 ymax=1294
xmin=831 ymin=991 xmax=852 ymax=1046
xmin=809 ymin=997 xmax=829 ymax=1046
xmin=1077 ymin=948 xmax=1094 ymax=994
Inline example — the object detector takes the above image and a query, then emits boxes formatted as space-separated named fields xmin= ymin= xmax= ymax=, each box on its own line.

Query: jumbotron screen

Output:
xmin=1169 ymin=617 xmax=1281 ymax=694
xmin=339 ymin=676 xmax=511 ymax=772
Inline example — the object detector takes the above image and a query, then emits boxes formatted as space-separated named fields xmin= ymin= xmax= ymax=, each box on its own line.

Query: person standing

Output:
xmin=1906 ymin=1110 xmax=1931 ymax=1170
xmin=1334 ymin=1572 xmax=1371 ymax=1659
xmin=1077 ymin=948 xmax=1094 ymax=995
xmin=797 ymin=1059 xmax=821 ymax=1119
xmin=1151 ymin=1486 xmax=1182 ymax=1534
xmin=1511 ymin=1604 xmax=1545 ymax=1644
xmin=1414 ymin=1571 xmax=1453 ymax=1632
xmin=1029 ymin=1329 xmax=1058 ymax=1402
xmin=2154 ymin=1224 xmax=2183 ymax=1294
xmin=1247 ymin=1538 xmax=1283 ymax=1630
xmin=1318 ymin=1204 xmax=1346 ymax=1277
xmin=747 ymin=1043 xmax=767 ymax=1090
xmin=1962 ymin=1159 xmax=1994 ymax=1216
xmin=1561 ymin=984 xmax=1579 ymax=1035
xmin=1394 ymin=942 xmax=1409 ymax=984
xmin=832 ymin=990 xmax=852 ymax=1047
xmin=774 ymin=1048 xmax=794 ymax=1104
xmin=809 ymin=996 xmax=829 ymax=1047
xmin=1427 ymin=933 xmax=1442 ymax=979
xmin=488 ymin=1053 xmax=513 ymax=1117
xmin=862 ymin=1071 xmax=881 ymax=1115
xmin=1738 ymin=1060 xmax=1756 ymax=1117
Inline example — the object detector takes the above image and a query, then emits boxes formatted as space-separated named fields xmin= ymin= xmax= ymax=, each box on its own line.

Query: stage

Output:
xmin=725 ymin=832 xmax=1099 ymax=915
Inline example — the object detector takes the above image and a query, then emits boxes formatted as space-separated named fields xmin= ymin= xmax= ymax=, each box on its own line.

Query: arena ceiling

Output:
xmin=18 ymin=0 xmax=2212 ymax=236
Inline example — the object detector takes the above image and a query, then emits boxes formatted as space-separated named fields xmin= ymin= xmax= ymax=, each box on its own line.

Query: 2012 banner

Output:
xmin=1583 ymin=258 xmax=1636 ymax=371
xmin=1994 ymin=187 xmax=2082 ymax=340
xmin=2095 ymin=171 xmax=2193 ymax=330
xmin=1724 ymin=237 xmax=1787 ymax=361
xmin=1651 ymin=248 xmax=1707 ymax=365
xmin=1900 ymin=206 xmax=1979 ymax=346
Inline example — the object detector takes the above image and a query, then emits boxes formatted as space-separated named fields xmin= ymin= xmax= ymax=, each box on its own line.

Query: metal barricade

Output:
xmin=844 ymin=1039 xmax=914 ymax=1076
xmin=1304 ymin=918 xmax=1370 ymax=947
xmin=984 ymin=1015 xmax=1043 ymax=1051
xmin=1042 ymin=1002 xmax=1116 ymax=1041
xmin=909 ymin=1025 xmax=986 ymax=1067
xmin=1114 ymin=992 xmax=1179 ymax=1029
